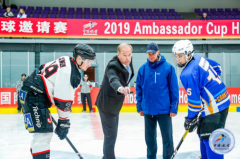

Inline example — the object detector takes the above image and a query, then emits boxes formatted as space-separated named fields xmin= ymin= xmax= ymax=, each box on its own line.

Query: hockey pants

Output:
xmin=31 ymin=133 xmax=53 ymax=159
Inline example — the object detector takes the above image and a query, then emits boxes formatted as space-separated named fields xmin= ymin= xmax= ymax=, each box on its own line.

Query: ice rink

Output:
xmin=0 ymin=112 xmax=239 ymax=159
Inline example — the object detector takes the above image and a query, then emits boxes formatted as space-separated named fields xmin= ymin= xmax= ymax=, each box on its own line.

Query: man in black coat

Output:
xmin=95 ymin=43 xmax=134 ymax=159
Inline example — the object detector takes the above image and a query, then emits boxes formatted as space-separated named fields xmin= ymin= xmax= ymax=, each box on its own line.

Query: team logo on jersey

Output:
xmin=25 ymin=113 xmax=35 ymax=132
xmin=64 ymin=102 xmax=72 ymax=111
xmin=32 ymin=106 xmax=41 ymax=128
xmin=202 ymin=60 xmax=207 ymax=69
xmin=209 ymin=128 xmax=235 ymax=154
xmin=19 ymin=90 xmax=27 ymax=104
xmin=215 ymin=91 xmax=229 ymax=103
xmin=47 ymin=113 xmax=52 ymax=124
xmin=59 ymin=57 xmax=66 ymax=68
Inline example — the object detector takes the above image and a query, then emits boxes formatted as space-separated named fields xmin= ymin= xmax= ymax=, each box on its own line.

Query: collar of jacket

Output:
xmin=70 ymin=57 xmax=78 ymax=68
xmin=180 ymin=56 xmax=195 ymax=75
xmin=147 ymin=54 xmax=166 ymax=68
xmin=113 ymin=55 xmax=134 ymax=84
xmin=113 ymin=55 xmax=133 ymax=69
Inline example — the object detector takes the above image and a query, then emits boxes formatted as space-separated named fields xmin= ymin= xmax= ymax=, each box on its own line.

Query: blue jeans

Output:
xmin=144 ymin=114 xmax=174 ymax=159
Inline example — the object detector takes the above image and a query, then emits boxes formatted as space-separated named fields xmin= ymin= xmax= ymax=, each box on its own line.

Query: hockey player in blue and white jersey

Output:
xmin=172 ymin=40 xmax=230 ymax=159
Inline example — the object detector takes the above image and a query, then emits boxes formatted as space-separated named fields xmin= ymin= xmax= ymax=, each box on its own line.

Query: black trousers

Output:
xmin=144 ymin=114 xmax=174 ymax=159
xmin=81 ymin=93 xmax=92 ymax=111
xmin=198 ymin=107 xmax=229 ymax=140
xmin=17 ymin=96 xmax=22 ymax=111
xmin=99 ymin=109 xmax=119 ymax=159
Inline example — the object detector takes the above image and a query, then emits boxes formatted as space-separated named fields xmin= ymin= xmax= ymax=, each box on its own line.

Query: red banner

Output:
xmin=1 ymin=87 xmax=240 ymax=107
xmin=0 ymin=18 xmax=240 ymax=39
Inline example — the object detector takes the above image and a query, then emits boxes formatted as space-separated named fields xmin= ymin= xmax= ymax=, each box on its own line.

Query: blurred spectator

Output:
xmin=80 ymin=74 xmax=93 ymax=113
xmin=16 ymin=74 xmax=26 ymax=114
xmin=200 ymin=13 xmax=209 ymax=20
xmin=3 ymin=7 xmax=14 ymax=17
xmin=17 ymin=8 xmax=27 ymax=18
xmin=18 ymin=8 xmax=27 ymax=38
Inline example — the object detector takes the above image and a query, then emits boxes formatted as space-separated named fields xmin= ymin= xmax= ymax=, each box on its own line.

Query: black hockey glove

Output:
xmin=55 ymin=119 xmax=70 ymax=140
xmin=184 ymin=116 xmax=199 ymax=133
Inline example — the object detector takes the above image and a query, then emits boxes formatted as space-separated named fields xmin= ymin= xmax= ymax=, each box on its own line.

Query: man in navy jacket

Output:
xmin=136 ymin=42 xmax=179 ymax=159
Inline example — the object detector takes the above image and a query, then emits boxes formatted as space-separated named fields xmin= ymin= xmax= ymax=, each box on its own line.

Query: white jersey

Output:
xmin=39 ymin=56 xmax=81 ymax=119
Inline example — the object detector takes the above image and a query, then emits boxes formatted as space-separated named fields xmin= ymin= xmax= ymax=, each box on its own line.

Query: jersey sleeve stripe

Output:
xmin=217 ymin=95 xmax=230 ymax=106
xmin=188 ymin=107 xmax=201 ymax=112
xmin=32 ymin=150 xmax=50 ymax=156
xmin=57 ymin=107 xmax=71 ymax=112
xmin=40 ymin=75 xmax=53 ymax=105
xmin=53 ymin=97 xmax=73 ymax=103
xmin=188 ymin=98 xmax=201 ymax=105
xmin=188 ymin=105 xmax=202 ymax=110
xmin=188 ymin=103 xmax=202 ymax=108
xmin=214 ymin=88 xmax=227 ymax=98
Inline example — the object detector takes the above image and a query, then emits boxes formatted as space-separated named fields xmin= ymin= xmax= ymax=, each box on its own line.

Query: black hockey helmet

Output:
xmin=73 ymin=43 xmax=96 ymax=61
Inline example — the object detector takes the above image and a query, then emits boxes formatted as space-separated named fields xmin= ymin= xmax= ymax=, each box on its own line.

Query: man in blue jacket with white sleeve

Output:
xmin=136 ymin=42 xmax=179 ymax=159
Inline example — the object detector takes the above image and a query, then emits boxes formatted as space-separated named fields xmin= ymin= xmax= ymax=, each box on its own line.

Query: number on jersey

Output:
xmin=207 ymin=66 xmax=222 ymax=84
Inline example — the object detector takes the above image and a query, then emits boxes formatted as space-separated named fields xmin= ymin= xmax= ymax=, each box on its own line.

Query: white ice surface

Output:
xmin=0 ymin=112 xmax=239 ymax=159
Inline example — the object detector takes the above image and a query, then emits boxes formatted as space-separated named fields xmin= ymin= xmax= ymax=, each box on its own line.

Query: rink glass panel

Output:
xmin=1 ymin=52 xmax=35 ymax=88
xmin=38 ymin=52 xmax=240 ymax=88
xmin=39 ymin=52 xmax=73 ymax=65
xmin=209 ymin=53 xmax=240 ymax=87
xmin=1 ymin=51 xmax=239 ymax=88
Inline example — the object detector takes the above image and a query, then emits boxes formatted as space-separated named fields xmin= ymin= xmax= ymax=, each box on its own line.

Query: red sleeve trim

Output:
xmin=54 ymin=97 xmax=73 ymax=103
xmin=32 ymin=150 xmax=50 ymax=156
xmin=40 ymin=75 xmax=53 ymax=105
xmin=57 ymin=107 xmax=71 ymax=113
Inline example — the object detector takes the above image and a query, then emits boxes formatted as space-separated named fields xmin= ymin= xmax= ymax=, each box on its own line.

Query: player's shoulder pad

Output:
xmin=198 ymin=57 xmax=209 ymax=72
xmin=69 ymin=57 xmax=81 ymax=89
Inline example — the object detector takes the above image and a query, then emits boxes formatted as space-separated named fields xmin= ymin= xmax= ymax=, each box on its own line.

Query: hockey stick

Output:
xmin=51 ymin=116 xmax=84 ymax=159
xmin=170 ymin=130 xmax=189 ymax=159
xmin=170 ymin=109 xmax=203 ymax=159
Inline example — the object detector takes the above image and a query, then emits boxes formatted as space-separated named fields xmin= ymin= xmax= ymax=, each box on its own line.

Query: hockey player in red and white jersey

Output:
xmin=19 ymin=44 xmax=96 ymax=159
